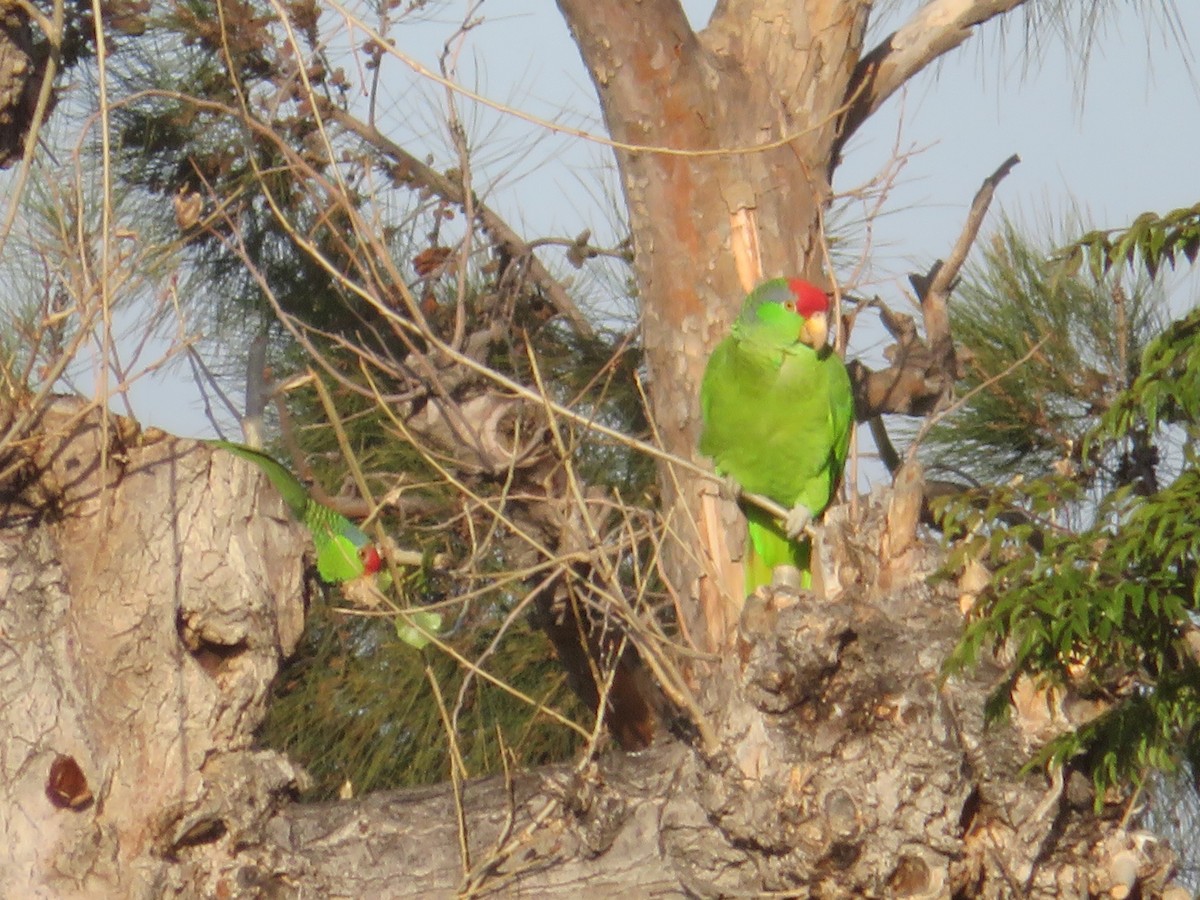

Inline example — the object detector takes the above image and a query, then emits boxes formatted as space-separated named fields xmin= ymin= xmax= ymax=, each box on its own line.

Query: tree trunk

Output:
xmin=0 ymin=398 xmax=309 ymax=898
xmin=558 ymin=0 xmax=868 ymax=653
xmin=0 ymin=402 xmax=1184 ymax=897
xmin=0 ymin=2 xmax=44 ymax=168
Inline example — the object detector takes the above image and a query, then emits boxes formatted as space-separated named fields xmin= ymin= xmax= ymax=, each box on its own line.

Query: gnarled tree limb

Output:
xmin=849 ymin=154 xmax=1019 ymax=423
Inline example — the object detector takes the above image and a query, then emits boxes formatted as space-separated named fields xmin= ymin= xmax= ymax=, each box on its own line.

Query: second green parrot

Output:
xmin=211 ymin=440 xmax=383 ymax=584
xmin=699 ymin=277 xmax=854 ymax=593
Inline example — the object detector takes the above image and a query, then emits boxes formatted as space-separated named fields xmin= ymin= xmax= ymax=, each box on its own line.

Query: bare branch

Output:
xmin=847 ymin=155 xmax=1019 ymax=420
xmin=923 ymin=153 xmax=1020 ymax=358
xmin=327 ymin=107 xmax=595 ymax=338
xmin=838 ymin=0 xmax=1030 ymax=151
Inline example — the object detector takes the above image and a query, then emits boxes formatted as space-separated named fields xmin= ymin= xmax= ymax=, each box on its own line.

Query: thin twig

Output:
xmin=425 ymin=664 xmax=472 ymax=878
xmin=905 ymin=335 xmax=1051 ymax=465
xmin=923 ymin=153 xmax=1021 ymax=351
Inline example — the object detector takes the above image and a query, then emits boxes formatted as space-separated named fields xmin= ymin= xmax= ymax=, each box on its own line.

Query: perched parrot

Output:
xmin=699 ymin=277 xmax=854 ymax=593
xmin=211 ymin=440 xmax=383 ymax=584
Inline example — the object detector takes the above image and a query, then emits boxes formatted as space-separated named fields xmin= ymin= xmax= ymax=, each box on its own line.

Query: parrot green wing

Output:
xmin=211 ymin=440 xmax=382 ymax=585
xmin=304 ymin=500 xmax=375 ymax=584
xmin=699 ymin=281 xmax=854 ymax=594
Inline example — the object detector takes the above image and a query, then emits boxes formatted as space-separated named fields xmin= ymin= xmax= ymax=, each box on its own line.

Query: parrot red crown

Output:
xmin=786 ymin=278 xmax=829 ymax=318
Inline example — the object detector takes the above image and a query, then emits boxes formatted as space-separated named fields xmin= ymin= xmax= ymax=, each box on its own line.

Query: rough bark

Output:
xmin=0 ymin=403 xmax=1185 ymax=897
xmin=0 ymin=398 xmax=308 ymax=898
xmin=0 ymin=2 xmax=42 ymax=168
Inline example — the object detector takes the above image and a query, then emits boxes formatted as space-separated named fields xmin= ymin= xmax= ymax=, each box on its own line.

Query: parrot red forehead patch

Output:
xmin=787 ymin=278 xmax=829 ymax=318
xmin=361 ymin=545 xmax=383 ymax=575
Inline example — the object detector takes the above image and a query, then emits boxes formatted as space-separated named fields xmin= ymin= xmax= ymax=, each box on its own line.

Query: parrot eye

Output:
xmin=783 ymin=301 xmax=795 ymax=311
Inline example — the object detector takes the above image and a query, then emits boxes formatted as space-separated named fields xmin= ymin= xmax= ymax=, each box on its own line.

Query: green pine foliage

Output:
xmin=110 ymin=2 xmax=388 ymax=349
xmin=937 ymin=230 xmax=1200 ymax=802
xmin=258 ymin=598 xmax=588 ymax=800
xmin=920 ymin=217 xmax=1163 ymax=489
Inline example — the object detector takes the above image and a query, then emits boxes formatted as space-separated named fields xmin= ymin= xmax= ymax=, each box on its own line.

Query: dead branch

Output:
xmin=838 ymin=0 xmax=1029 ymax=152
xmin=922 ymin=152 xmax=1021 ymax=357
xmin=327 ymin=106 xmax=595 ymax=338
xmin=848 ymin=155 xmax=1019 ymax=422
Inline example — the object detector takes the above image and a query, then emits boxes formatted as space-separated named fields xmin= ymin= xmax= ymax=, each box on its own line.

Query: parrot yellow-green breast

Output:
xmin=699 ymin=277 xmax=854 ymax=593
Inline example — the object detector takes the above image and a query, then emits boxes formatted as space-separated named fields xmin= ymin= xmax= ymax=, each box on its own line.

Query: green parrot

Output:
xmin=699 ymin=277 xmax=854 ymax=593
xmin=211 ymin=440 xmax=383 ymax=584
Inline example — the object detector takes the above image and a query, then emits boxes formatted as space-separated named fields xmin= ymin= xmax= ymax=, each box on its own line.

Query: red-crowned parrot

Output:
xmin=699 ymin=277 xmax=854 ymax=593
xmin=211 ymin=440 xmax=383 ymax=584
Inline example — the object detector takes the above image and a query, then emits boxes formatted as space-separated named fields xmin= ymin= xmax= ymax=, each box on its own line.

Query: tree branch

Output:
xmin=922 ymin=152 xmax=1020 ymax=357
xmin=328 ymin=108 xmax=595 ymax=338
xmin=847 ymin=155 xmax=1019 ymax=420
xmin=838 ymin=0 xmax=1029 ymax=152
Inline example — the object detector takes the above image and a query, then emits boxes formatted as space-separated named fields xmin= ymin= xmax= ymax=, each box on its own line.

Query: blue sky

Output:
xmin=125 ymin=0 xmax=1200 ymax=436
xmin=387 ymin=2 xmax=1199 ymax=263
xmin=835 ymin=2 xmax=1199 ymax=275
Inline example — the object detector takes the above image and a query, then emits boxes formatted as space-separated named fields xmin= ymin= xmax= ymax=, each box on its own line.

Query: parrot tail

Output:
xmin=743 ymin=503 xmax=811 ymax=594
xmin=210 ymin=440 xmax=309 ymax=518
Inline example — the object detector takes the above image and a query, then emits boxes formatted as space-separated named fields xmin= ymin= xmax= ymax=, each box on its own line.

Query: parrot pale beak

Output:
xmin=801 ymin=311 xmax=829 ymax=348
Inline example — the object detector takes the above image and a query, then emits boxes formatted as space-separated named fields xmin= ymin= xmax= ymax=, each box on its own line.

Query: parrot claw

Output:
xmin=784 ymin=503 xmax=813 ymax=540
xmin=717 ymin=473 xmax=743 ymax=501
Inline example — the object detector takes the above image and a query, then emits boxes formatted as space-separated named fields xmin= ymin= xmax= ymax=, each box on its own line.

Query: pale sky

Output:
xmin=117 ymin=0 xmax=1200 ymax=437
